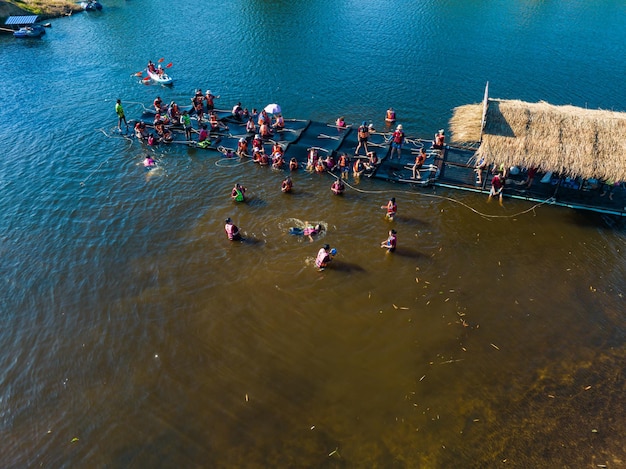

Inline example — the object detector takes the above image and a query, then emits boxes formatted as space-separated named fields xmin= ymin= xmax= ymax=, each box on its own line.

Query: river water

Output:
xmin=1 ymin=0 xmax=625 ymax=467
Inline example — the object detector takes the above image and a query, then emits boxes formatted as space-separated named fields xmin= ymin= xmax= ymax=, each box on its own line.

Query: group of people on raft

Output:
xmin=124 ymin=96 xmax=449 ymax=195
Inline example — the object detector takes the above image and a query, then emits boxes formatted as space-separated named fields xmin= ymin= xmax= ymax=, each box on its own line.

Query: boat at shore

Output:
xmin=81 ymin=1 xmax=103 ymax=11
xmin=13 ymin=25 xmax=45 ymax=38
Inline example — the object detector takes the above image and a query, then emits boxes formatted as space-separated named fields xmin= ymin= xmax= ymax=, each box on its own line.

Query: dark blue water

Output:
xmin=0 ymin=0 xmax=625 ymax=466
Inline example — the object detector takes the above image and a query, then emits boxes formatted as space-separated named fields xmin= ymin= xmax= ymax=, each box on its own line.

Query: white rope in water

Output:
xmin=324 ymin=170 xmax=552 ymax=220
xmin=82 ymin=128 xmax=134 ymax=186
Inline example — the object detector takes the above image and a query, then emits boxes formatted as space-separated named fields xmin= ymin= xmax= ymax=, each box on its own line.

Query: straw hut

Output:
xmin=449 ymin=98 xmax=626 ymax=182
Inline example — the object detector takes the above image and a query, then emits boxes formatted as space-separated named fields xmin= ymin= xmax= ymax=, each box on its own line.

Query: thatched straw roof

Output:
xmin=449 ymin=99 xmax=626 ymax=181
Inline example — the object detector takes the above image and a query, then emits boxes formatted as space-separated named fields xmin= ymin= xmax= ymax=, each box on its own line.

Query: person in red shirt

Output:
xmin=380 ymin=229 xmax=397 ymax=253
xmin=488 ymin=172 xmax=504 ymax=205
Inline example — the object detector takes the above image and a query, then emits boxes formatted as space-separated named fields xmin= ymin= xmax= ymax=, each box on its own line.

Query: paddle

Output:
xmin=166 ymin=62 xmax=173 ymax=68
xmin=134 ymin=71 xmax=143 ymax=77
xmin=157 ymin=58 xmax=164 ymax=63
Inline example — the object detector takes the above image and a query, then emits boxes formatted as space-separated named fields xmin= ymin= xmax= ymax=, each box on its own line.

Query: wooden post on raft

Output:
xmin=479 ymin=81 xmax=489 ymax=144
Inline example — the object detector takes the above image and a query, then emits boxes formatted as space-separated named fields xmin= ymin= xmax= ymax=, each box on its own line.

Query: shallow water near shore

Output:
xmin=0 ymin=0 xmax=625 ymax=467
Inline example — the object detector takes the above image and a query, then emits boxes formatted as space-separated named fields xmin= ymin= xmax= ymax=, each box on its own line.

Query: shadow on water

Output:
xmin=327 ymin=260 xmax=367 ymax=273
xmin=567 ymin=210 xmax=625 ymax=230
xmin=392 ymin=215 xmax=432 ymax=229
xmin=391 ymin=248 xmax=427 ymax=260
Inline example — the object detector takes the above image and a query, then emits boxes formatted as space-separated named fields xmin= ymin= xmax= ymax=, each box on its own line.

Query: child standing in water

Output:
xmin=380 ymin=229 xmax=397 ymax=253
xmin=382 ymin=197 xmax=397 ymax=220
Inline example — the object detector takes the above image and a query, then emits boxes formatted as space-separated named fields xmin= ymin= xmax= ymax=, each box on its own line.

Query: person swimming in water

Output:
xmin=290 ymin=222 xmax=323 ymax=242
xmin=143 ymin=155 xmax=155 ymax=168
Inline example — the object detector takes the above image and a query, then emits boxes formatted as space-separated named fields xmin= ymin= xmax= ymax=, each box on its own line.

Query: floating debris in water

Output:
xmin=490 ymin=343 xmax=500 ymax=350
xmin=71 ymin=437 xmax=79 ymax=443
xmin=328 ymin=447 xmax=340 ymax=457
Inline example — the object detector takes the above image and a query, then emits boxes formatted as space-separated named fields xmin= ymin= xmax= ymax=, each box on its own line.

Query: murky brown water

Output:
xmin=1 ymin=0 xmax=626 ymax=466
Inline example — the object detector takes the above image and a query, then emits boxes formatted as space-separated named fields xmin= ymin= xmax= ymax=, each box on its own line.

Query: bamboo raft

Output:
xmin=133 ymin=106 xmax=625 ymax=218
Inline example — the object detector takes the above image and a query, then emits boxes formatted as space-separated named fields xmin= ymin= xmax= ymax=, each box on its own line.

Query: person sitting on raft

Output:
xmin=258 ymin=110 xmax=270 ymax=127
xmin=232 ymin=102 xmax=244 ymax=120
xmin=246 ymin=117 xmax=257 ymax=134
xmin=315 ymin=244 xmax=336 ymax=270
xmin=259 ymin=121 xmax=273 ymax=139
xmin=382 ymin=197 xmax=397 ymax=220
xmin=336 ymin=116 xmax=347 ymax=129
xmin=153 ymin=113 xmax=164 ymax=126
xmin=363 ymin=151 xmax=379 ymax=172
xmin=209 ymin=111 xmax=229 ymax=131
xmin=289 ymin=157 xmax=299 ymax=171
xmin=154 ymin=121 xmax=173 ymax=143
xmin=331 ymin=178 xmax=345 ymax=195
xmin=134 ymin=121 xmax=148 ymax=141
xmin=147 ymin=60 xmax=156 ymax=73
xmin=198 ymin=124 xmax=209 ymax=143
xmin=154 ymin=96 xmax=167 ymax=114
xmin=380 ymin=229 xmax=397 ymax=253
xmin=237 ymin=138 xmax=249 ymax=158
xmin=432 ymin=129 xmax=445 ymax=149
xmin=204 ymin=90 xmax=218 ymax=112
xmin=411 ymin=147 xmax=427 ymax=180
xmin=281 ymin=176 xmax=293 ymax=193
xmin=306 ymin=148 xmax=319 ymax=171
xmin=353 ymin=158 xmax=365 ymax=178
xmin=272 ymin=113 xmax=285 ymax=130
xmin=231 ymin=183 xmax=246 ymax=202
xmin=224 ymin=217 xmax=241 ymax=241
xmin=168 ymin=101 xmax=181 ymax=123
